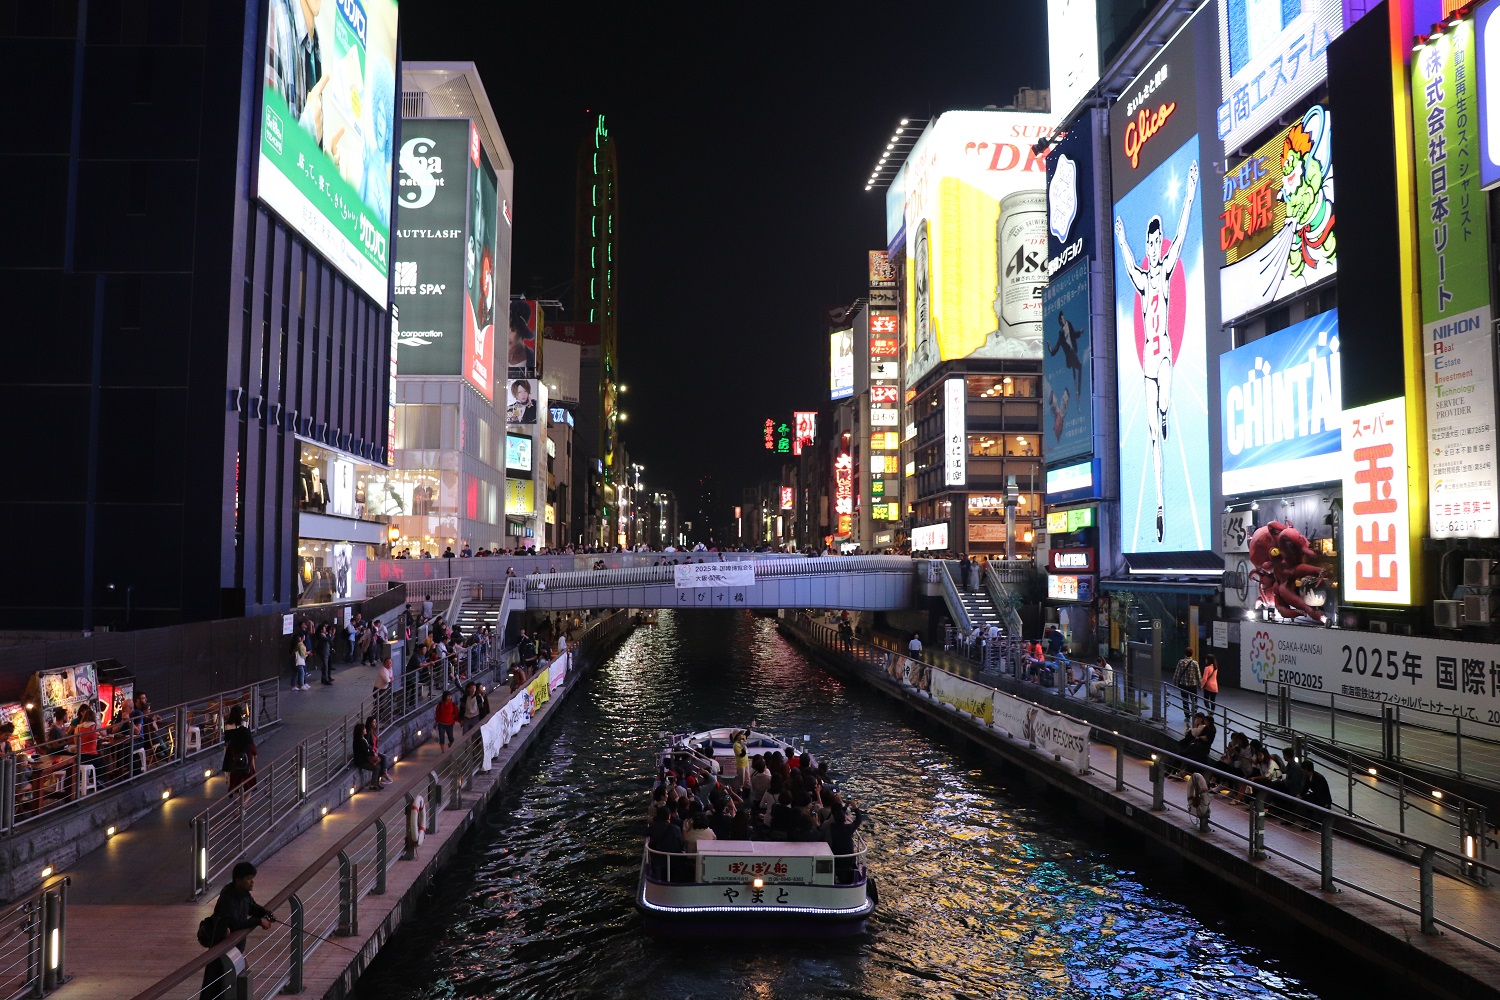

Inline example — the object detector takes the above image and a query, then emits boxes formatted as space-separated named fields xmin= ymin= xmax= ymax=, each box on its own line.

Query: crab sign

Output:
xmin=1246 ymin=520 xmax=1327 ymax=623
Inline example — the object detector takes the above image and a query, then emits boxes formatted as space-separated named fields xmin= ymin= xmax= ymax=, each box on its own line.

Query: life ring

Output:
xmin=407 ymin=794 xmax=427 ymax=846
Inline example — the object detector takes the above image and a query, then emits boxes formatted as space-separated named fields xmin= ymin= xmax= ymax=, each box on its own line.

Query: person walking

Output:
xmin=1200 ymin=653 xmax=1219 ymax=711
xmin=434 ymin=691 xmax=457 ymax=751
xmin=1173 ymin=652 xmax=1202 ymax=722
xmin=907 ymin=633 xmax=924 ymax=662
xmin=221 ymin=706 xmax=257 ymax=794
xmin=199 ymin=862 xmax=273 ymax=1000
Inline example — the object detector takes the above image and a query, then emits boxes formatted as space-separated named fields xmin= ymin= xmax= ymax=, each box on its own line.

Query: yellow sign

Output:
xmin=527 ymin=671 xmax=550 ymax=708
xmin=545 ymin=503 xmax=556 ymax=525
xmin=505 ymin=478 xmax=535 ymax=516
xmin=1047 ymin=511 xmax=1068 ymax=533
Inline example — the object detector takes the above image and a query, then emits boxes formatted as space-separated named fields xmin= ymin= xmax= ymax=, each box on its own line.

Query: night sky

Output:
xmin=404 ymin=2 xmax=1048 ymax=506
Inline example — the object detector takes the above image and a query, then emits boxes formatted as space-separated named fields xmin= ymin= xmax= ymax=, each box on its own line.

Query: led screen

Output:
xmin=258 ymin=0 xmax=399 ymax=305
xmin=505 ymin=434 xmax=532 ymax=472
xmin=1041 ymin=263 xmax=1093 ymax=464
xmin=830 ymin=329 xmax=855 ymax=400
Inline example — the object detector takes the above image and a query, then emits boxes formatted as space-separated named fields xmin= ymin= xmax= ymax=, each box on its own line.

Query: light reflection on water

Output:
xmin=359 ymin=611 xmax=1335 ymax=1000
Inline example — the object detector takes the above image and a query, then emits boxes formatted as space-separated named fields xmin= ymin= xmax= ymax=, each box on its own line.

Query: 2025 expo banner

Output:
xmin=258 ymin=0 xmax=399 ymax=306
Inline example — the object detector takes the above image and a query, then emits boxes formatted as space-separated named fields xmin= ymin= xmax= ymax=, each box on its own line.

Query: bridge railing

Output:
xmin=523 ymin=554 xmax=915 ymax=592
xmin=785 ymin=611 xmax=1500 ymax=955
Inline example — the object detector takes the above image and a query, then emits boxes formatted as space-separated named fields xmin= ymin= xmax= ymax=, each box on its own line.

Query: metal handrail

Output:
xmin=786 ymin=611 xmax=1500 ymax=951
xmin=984 ymin=561 xmax=1026 ymax=637
xmin=936 ymin=561 xmax=972 ymax=633
xmin=187 ymin=645 xmax=498 ymax=896
xmin=0 ymin=680 xmax=281 ymax=838
xmin=0 ymin=875 xmax=69 ymax=998
xmin=133 ymin=612 xmax=631 ymax=1000
xmin=524 ymin=555 xmax=915 ymax=592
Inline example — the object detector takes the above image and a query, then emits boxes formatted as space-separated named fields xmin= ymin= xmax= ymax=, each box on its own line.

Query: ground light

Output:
xmin=161 ymin=790 xmax=171 ymax=800
xmin=40 ymin=866 xmax=53 ymax=878
xmin=106 ymin=826 xmax=116 ymax=837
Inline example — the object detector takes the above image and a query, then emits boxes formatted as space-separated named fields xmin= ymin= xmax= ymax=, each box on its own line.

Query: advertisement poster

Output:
xmin=1479 ymin=0 xmax=1500 ymax=187
xmin=1415 ymin=23 xmax=1500 ymax=538
xmin=392 ymin=119 xmax=468 ymax=373
xmin=333 ymin=543 xmax=354 ymax=600
xmin=1113 ymin=135 xmax=1211 ymax=552
xmin=1219 ymin=105 xmax=1338 ymax=323
xmin=1342 ymin=398 xmax=1412 ymax=604
xmin=258 ymin=0 xmax=398 ymax=305
xmin=1219 ymin=308 xmax=1341 ymax=493
xmin=506 ymin=379 xmax=538 ymax=424
xmin=1215 ymin=0 xmax=1342 ymax=153
xmin=830 ymin=329 xmax=855 ymax=400
xmin=1042 ymin=263 xmax=1093 ymax=463
xmin=931 ymin=670 xmax=996 ymax=724
xmin=903 ymin=111 xmax=1055 ymax=386
xmin=463 ymin=138 xmax=498 ymax=402
xmin=944 ymin=377 xmax=967 ymax=486
xmin=1046 ymin=115 xmax=1096 ymax=279
xmin=505 ymin=476 xmax=536 ymax=516
xmin=505 ymin=434 xmax=532 ymax=472
xmin=509 ymin=299 xmax=540 ymax=376
xmin=1048 ymin=0 xmax=1100 ymax=120
xmin=1244 ymin=621 xmax=1500 ymax=724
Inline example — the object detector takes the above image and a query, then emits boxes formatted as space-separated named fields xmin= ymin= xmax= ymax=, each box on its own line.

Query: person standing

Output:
xmin=434 ymin=691 xmax=457 ymax=751
xmin=907 ymin=633 xmax=924 ymax=662
xmin=1173 ymin=653 xmax=1202 ymax=722
xmin=1200 ymin=653 xmax=1219 ymax=710
xmin=372 ymin=658 xmax=394 ymax=714
xmin=200 ymin=862 xmax=273 ymax=1000
xmin=221 ymin=706 xmax=257 ymax=794
xmin=317 ymin=623 xmax=335 ymax=685
xmin=291 ymin=634 xmax=310 ymax=691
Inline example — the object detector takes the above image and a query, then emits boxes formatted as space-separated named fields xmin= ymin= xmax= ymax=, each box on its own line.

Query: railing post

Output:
xmin=427 ymin=774 xmax=442 ymax=834
xmin=296 ymin=744 xmax=307 ymax=803
xmin=1382 ymin=705 xmax=1395 ymax=761
xmin=337 ymin=853 xmax=358 ymax=936
xmin=1115 ymin=734 xmax=1126 ymax=793
xmin=0 ymin=756 xmax=13 ymax=835
xmin=41 ymin=877 xmax=66 ymax=992
xmin=447 ymin=764 xmax=463 ymax=810
xmin=1329 ymin=692 xmax=1336 ymax=745
xmin=287 ymin=893 xmax=305 ymax=994
xmin=1463 ymin=805 xmax=1488 ymax=884
xmin=1456 ymin=715 xmax=1463 ymax=778
xmin=1150 ymin=759 xmax=1165 ymax=811
xmin=192 ymin=814 xmax=210 ymax=896
xmin=26 ymin=893 xmax=41 ymax=999
xmin=374 ymin=819 xmax=388 ymax=895
xmin=1247 ymin=790 xmax=1267 ymax=861
xmin=1420 ymin=847 xmax=1437 ymax=934
xmin=1320 ymin=815 xmax=1336 ymax=892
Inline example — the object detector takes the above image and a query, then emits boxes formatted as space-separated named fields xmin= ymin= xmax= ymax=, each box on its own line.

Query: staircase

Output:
xmin=454 ymin=600 xmax=503 ymax=636
xmin=954 ymin=587 xmax=1009 ymax=635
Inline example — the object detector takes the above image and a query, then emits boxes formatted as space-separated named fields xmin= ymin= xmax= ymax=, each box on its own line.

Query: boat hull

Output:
xmin=636 ymin=855 xmax=874 ymax=938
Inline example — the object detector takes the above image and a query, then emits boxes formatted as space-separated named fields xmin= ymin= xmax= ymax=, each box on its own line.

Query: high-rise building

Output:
xmin=2 ymin=3 xmax=400 ymax=629
xmin=387 ymin=64 xmax=515 ymax=558
xmin=573 ymin=114 xmax=622 ymax=546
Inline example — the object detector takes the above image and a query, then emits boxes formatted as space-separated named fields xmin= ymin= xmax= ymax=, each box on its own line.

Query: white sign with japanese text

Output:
xmin=1341 ymin=399 xmax=1412 ymax=605
xmin=944 ymin=378 xmax=967 ymax=486
xmin=1244 ymin=621 xmax=1500 ymax=724
xmin=674 ymin=563 xmax=756 ymax=589
xmin=1216 ymin=0 xmax=1343 ymax=153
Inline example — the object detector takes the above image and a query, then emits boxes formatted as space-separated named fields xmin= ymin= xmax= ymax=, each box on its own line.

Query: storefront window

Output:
xmin=967 ymin=375 xmax=1038 ymax=398
xmin=967 ymin=433 xmax=1039 ymax=457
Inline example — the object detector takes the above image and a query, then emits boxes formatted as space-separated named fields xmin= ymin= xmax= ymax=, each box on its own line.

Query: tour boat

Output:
xmin=636 ymin=727 xmax=877 ymax=936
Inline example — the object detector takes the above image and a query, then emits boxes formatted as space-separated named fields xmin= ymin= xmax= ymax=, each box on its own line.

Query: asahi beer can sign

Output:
xmin=995 ymin=190 xmax=1047 ymax=352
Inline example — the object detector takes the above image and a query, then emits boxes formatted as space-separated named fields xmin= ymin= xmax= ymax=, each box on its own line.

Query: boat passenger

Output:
xmin=684 ymin=810 xmax=717 ymax=853
xmin=648 ymin=801 xmax=685 ymax=879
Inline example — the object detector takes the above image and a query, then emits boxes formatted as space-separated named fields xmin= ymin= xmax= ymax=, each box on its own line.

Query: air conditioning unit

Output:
xmin=1464 ymin=559 xmax=1495 ymax=589
xmin=1465 ymin=594 xmax=1493 ymax=625
xmin=1369 ymin=620 xmax=1389 ymax=634
xmin=1433 ymin=600 xmax=1465 ymax=629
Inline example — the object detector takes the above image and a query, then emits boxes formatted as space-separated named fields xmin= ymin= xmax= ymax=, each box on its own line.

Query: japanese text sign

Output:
xmin=1341 ymin=399 xmax=1412 ymax=604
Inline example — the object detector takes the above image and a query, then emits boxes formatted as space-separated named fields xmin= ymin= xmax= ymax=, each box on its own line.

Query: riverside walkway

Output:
xmin=789 ymin=614 xmax=1500 ymax=1000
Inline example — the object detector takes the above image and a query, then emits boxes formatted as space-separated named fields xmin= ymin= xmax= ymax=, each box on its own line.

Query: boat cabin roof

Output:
xmin=695 ymin=839 xmax=833 ymax=858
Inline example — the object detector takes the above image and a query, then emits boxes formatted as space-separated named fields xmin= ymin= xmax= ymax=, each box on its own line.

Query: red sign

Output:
xmin=793 ymin=411 xmax=817 ymax=455
xmin=869 ymin=312 xmax=898 ymax=335
xmin=834 ymin=453 xmax=853 ymax=515
xmin=1048 ymin=547 xmax=1097 ymax=573
xmin=764 ymin=418 xmax=775 ymax=450
xmin=870 ymin=337 xmax=898 ymax=357
xmin=780 ymin=487 xmax=794 ymax=510
xmin=870 ymin=385 xmax=899 ymax=404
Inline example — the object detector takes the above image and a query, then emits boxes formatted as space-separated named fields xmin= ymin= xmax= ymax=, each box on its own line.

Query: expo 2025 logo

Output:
xmin=1248 ymin=630 xmax=1276 ymax=684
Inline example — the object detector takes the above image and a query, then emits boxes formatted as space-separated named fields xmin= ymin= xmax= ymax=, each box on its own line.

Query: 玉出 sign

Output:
xmin=1341 ymin=399 xmax=1411 ymax=605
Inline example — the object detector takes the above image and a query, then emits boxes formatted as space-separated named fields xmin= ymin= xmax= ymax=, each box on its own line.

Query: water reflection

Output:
xmin=360 ymin=611 xmax=1330 ymax=1000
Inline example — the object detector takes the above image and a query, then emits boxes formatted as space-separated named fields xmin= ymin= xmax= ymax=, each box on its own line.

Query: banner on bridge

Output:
xmin=1243 ymin=621 xmax=1500 ymax=725
xmin=674 ymin=562 xmax=756 ymax=589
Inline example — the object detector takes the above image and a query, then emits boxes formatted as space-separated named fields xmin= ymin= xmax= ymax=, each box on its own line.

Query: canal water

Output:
xmin=360 ymin=611 xmax=1352 ymax=1000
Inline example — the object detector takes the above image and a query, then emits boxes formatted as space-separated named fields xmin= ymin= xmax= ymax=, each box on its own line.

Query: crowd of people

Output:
xmin=391 ymin=542 xmax=911 ymax=561
xmin=646 ymin=728 xmax=864 ymax=882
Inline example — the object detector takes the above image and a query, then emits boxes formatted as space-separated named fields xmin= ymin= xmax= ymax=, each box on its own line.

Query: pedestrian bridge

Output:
xmin=517 ymin=555 xmax=918 ymax=611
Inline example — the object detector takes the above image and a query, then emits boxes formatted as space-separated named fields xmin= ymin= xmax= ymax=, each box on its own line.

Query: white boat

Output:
xmin=636 ymin=727 xmax=877 ymax=937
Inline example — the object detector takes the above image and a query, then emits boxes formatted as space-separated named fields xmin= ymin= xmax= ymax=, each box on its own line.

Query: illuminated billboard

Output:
xmin=393 ymin=119 xmax=497 ymax=400
xmin=912 ymin=523 xmax=950 ymax=551
xmin=1220 ymin=105 xmax=1337 ymax=323
xmin=1215 ymin=0 xmax=1342 ymax=154
xmin=780 ymin=487 xmax=794 ymax=510
xmin=504 ymin=476 xmax=535 ymax=516
xmin=830 ymin=329 xmax=855 ymax=400
xmin=944 ymin=378 xmax=966 ymax=486
xmin=1219 ymin=309 xmax=1341 ymax=494
xmin=1111 ymin=24 xmax=1213 ymax=555
xmin=506 ymin=379 xmax=537 ymax=424
xmin=1481 ymin=0 xmax=1500 ymax=188
xmin=1342 ymin=398 xmax=1411 ymax=605
xmin=793 ymin=411 xmax=817 ymax=455
xmin=505 ymin=434 xmax=532 ymax=472
xmin=1416 ymin=22 xmax=1500 ymax=538
xmin=1042 ymin=263 xmax=1093 ymax=464
xmin=257 ymin=0 xmax=398 ymax=305
xmin=1048 ymin=0 xmax=1100 ymax=120
xmin=1046 ymin=116 xmax=1096 ymax=279
xmin=903 ymin=111 xmax=1054 ymax=386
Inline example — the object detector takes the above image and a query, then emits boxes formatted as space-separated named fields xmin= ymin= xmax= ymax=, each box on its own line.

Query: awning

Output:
xmin=1099 ymin=576 xmax=1222 ymax=595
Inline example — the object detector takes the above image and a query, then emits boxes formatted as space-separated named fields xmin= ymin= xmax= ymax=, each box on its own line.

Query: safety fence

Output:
xmin=785 ymin=611 xmax=1500 ymax=956
xmin=188 ymin=644 xmax=499 ymax=896
xmin=0 ymin=680 xmax=281 ymax=837
xmin=0 ymin=875 xmax=69 ymax=1000
xmin=136 ymin=612 xmax=630 ymax=1000
xmin=523 ymin=555 xmax=915 ymax=593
